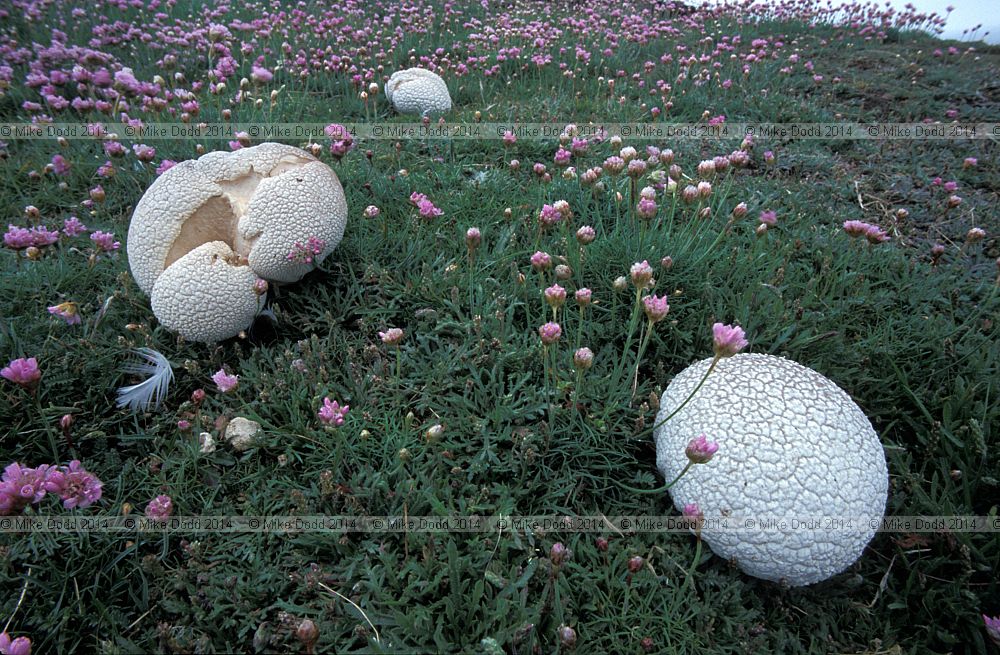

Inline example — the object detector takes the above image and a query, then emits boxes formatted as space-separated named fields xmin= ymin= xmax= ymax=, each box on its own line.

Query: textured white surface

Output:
xmin=654 ymin=353 xmax=888 ymax=586
xmin=150 ymin=242 xmax=264 ymax=343
xmin=127 ymin=143 xmax=348 ymax=341
xmin=385 ymin=68 xmax=452 ymax=115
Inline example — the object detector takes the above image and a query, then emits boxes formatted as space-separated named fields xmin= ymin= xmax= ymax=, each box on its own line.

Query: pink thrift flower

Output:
xmin=211 ymin=369 xmax=238 ymax=393
xmin=685 ymin=434 xmax=719 ymax=464
xmin=759 ymin=210 xmax=777 ymax=226
xmin=3 ymin=225 xmax=33 ymax=249
xmin=417 ymin=199 xmax=442 ymax=219
xmin=575 ymin=288 xmax=592 ymax=306
xmin=642 ymin=294 xmax=670 ymax=323
xmin=538 ymin=322 xmax=562 ymax=345
xmin=0 ymin=633 xmax=31 ymax=655
xmin=538 ymin=204 xmax=561 ymax=227
xmin=409 ymin=192 xmax=428 ymax=205
xmin=44 ymin=460 xmax=102 ymax=509
xmin=553 ymin=148 xmax=572 ymax=166
xmin=156 ymin=160 xmax=177 ymax=175
xmin=251 ymin=66 xmax=274 ymax=84
xmin=530 ymin=251 xmax=552 ymax=271
xmin=682 ymin=502 xmax=702 ymax=520
xmin=544 ymin=284 xmax=567 ymax=308
xmin=318 ymin=397 xmax=349 ymax=427
xmin=943 ymin=180 xmax=958 ymax=193
xmin=51 ymin=154 xmax=71 ymax=175
xmin=364 ymin=205 xmax=380 ymax=219
xmin=62 ymin=216 xmax=87 ymax=237
xmin=2 ymin=357 xmax=41 ymax=389
xmin=48 ymin=302 xmax=81 ymax=325
xmin=379 ymin=328 xmax=403 ymax=346
xmin=573 ymin=347 xmax=594 ymax=369
xmin=90 ymin=231 xmax=120 ymax=252
xmin=465 ymin=227 xmax=481 ymax=251
xmin=984 ymin=615 xmax=1000 ymax=646
xmin=630 ymin=260 xmax=654 ymax=289
xmin=963 ymin=157 xmax=977 ymax=169
xmin=636 ymin=197 xmax=657 ymax=220
xmin=712 ymin=323 xmax=748 ymax=358
xmin=502 ymin=130 xmax=516 ymax=145
xmin=103 ymin=141 xmax=125 ymax=157
xmin=576 ymin=226 xmax=596 ymax=245
xmin=145 ymin=494 xmax=173 ymax=520
xmin=132 ymin=144 xmax=155 ymax=162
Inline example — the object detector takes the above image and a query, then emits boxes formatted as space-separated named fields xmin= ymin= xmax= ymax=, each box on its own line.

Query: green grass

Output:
xmin=1 ymin=1 xmax=999 ymax=653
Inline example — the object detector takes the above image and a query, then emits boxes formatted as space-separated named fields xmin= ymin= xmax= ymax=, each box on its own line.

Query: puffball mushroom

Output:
xmin=127 ymin=142 xmax=347 ymax=342
xmin=385 ymin=67 xmax=452 ymax=115
xmin=655 ymin=353 xmax=888 ymax=586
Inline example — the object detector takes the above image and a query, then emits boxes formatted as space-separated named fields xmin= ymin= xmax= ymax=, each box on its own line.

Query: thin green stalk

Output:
xmin=630 ymin=320 xmax=654 ymax=400
xmin=614 ymin=289 xmax=644 ymax=386
xmin=636 ymin=356 xmax=721 ymax=439
xmin=618 ymin=461 xmax=694 ymax=495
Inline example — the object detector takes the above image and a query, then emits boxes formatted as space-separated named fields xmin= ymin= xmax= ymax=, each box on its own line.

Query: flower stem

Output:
xmin=636 ymin=356 xmax=720 ymax=439
xmin=617 ymin=461 xmax=694 ymax=494
xmin=631 ymin=320 xmax=653 ymax=400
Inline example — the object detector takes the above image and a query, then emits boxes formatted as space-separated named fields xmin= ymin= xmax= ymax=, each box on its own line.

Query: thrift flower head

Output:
xmin=637 ymin=197 xmax=657 ymax=220
xmin=642 ymin=295 xmax=670 ymax=323
xmin=364 ymin=205 xmax=380 ymax=219
xmin=287 ymin=236 xmax=325 ymax=264
xmin=417 ymin=198 xmax=443 ymax=219
xmin=842 ymin=220 xmax=889 ymax=244
xmin=4 ymin=225 xmax=59 ymax=249
xmin=44 ymin=460 xmax=102 ymax=509
xmin=90 ymin=231 xmax=120 ymax=252
xmin=682 ymin=502 xmax=702 ymax=520
xmin=544 ymin=284 xmax=567 ymax=309
xmin=685 ymin=434 xmax=719 ymax=464
xmin=530 ymin=251 xmax=552 ymax=271
xmin=573 ymin=347 xmax=594 ymax=370
xmin=538 ymin=204 xmax=562 ymax=227
xmin=2 ymin=357 xmax=40 ymax=389
xmin=538 ymin=322 xmax=562 ymax=345
xmin=48 ymin=302 xmax=81 ymax=325
xmin=465 ymin=227 xmax=481 ymax=251
xmin=984 ymin=615 xmax=1000 ymax=646
xmin=318 ymin=397 xmax=349 ymax=427
xmin=211 ymin=369 xmax=238 ymax=393
xmin=0 ymin=633 xmax=31 ymax=655
xmin=145 ymin=495 xmax=173 ymax=520
xmin=62 ymin=216 xmax=87 ymax=237
xmin=576 ymin=226 xmax=596 ymax=245
xmin=630 ymin=260 xmax=654 ymax=289
xmin=963 ymin=157 xmax=978 ymax=169
xmin=379 ymin=328 xmax=404 ymax=346
xmin=575 ymin=288 xmax=592 ymax=306
xmin=759 ymin=210 xmax=777 ymax=226
xmin=712 ymin=323 xmax=748 ymax=358
xmin=0 ymin=462 xmax=51 ymax=513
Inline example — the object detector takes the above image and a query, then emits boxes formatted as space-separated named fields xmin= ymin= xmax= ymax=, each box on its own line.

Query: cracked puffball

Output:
xmin=127 ymin=143 xmax=348 ymax=342
xmin=654 ymin=353 xmax=888 ymax=586
xmin=224 ymin=417 xmax=261 ymax=452
xmin=385 ymin=68 xmax=452 ymax=115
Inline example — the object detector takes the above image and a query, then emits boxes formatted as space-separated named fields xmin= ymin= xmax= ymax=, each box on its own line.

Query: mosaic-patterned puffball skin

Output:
xmin=655 ymin=353 xmax=889 ymax=586
xmin=385 ymin=68 xmax=452 ymax=115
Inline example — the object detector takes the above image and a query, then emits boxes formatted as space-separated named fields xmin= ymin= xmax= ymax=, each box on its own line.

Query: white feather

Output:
xmin=116 ymin=348 xmax=174 ymax=411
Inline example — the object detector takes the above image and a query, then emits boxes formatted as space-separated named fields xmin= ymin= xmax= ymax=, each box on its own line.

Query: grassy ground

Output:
xmin=1 ymin=0 xmax=999 ymax=653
